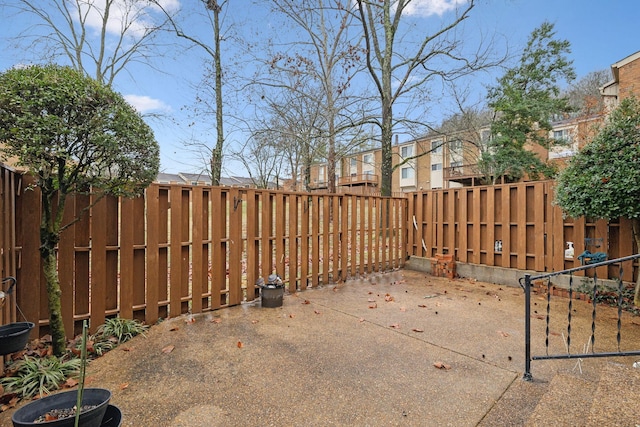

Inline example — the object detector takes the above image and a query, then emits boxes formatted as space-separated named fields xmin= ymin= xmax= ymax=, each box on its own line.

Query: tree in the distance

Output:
xmin=479 ymin=21 xmax=576 ymax=184
xmin=0 ymin=64 xmax=160 ymax=355
xmin=555 ymin=96 xmax=640 ymax=305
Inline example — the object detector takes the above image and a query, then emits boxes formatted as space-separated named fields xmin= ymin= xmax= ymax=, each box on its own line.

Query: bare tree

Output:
xmin=4 ymin=0 xmax=175 ymax=85
xmin=261 ymin=0 xmax=368 ymax=193
xmin=153 ymin=0 xmax=229 ymax=185
xmin=231 ymin=132 xmax=284 ymax=189
xmin=355 ymin=0 xmax=500 ymax=196
xmin=564 ymin=69 xmax=610 ymax=116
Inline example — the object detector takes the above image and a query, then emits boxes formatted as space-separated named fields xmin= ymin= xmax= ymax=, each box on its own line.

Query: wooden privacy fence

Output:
xmin=10 ymin=172 xmax=406 ymax=338
xmin=407 ymin=180 xmax=638 ymax=283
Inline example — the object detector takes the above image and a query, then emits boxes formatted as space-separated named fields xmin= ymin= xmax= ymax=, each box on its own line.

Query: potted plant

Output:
xmin=10 ymin=322 xmax=112 ymax=427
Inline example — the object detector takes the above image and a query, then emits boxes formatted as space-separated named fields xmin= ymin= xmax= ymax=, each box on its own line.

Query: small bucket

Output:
xmin=261 ymin=286 xmax=284 ymax=308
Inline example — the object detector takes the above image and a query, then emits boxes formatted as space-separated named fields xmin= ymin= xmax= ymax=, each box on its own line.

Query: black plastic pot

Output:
xmin=0 ymin=322 xmax=34 ymax=355
xmin=100 ymin=405 xmax=122 ymax=427
xmin=11 ymin=388 xmax=111 ymax=427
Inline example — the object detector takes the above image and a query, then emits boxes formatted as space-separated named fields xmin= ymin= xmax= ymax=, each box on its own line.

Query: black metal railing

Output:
xmin=521 ymin=253 xmax=640 ymax=381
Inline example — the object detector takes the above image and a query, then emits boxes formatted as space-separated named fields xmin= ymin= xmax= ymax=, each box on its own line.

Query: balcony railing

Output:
xmin=443 ymin=164 xmax=480 ymax=180
xmin=338 ymin=173 xmax=379 ymax=186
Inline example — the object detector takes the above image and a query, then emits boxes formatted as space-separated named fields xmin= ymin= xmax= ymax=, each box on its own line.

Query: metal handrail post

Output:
xmin=523 ymin=273 xmax=533 ymax=381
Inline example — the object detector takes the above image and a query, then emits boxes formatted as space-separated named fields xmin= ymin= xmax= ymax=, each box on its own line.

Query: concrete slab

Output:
xmin=2 ymin=269 xmax=639 ymax=426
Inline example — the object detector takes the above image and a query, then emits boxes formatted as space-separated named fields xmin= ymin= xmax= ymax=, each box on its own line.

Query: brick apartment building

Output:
xmin=309 ymin=50 xmax=640 ymax=194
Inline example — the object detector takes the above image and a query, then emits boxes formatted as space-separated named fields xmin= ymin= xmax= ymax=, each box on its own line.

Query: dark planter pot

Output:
xmin=100 ymin=405 xmax=122 ymax=427
xmin=261 ymin=286 xmax=284 ymax=308
xmin=12 ymin=388 xmax=111 ymax=427
xmin=0 ymin=322 xmax=34 ymax=355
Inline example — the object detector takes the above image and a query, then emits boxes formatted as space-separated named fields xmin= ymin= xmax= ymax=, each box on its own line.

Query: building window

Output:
xmin=318 ymin=166 xmax=325 ymax=182
xmin=450 ymin=139 xmax=462 ymax=153
xmin=481 ymin=130 xmax=491 ymax=142
xmin=401 ymin=167 xmax=415 ymax=179
xmin=432 ymin=140 xmax=443 ymax=154
xmin=401 ymin=145 xmax=413 ymax=158
xmin=363 ymin=153 xmax=373 ymax=164
xmin=431 ymin=163 xmax=442 ymax=171
xmin=553 ymin=129 xmax=572 ymax=142
xmin=350 ymin=158 xmax=357 ymax=167
xmin=450 ymin=161 xmax=463 ymax=168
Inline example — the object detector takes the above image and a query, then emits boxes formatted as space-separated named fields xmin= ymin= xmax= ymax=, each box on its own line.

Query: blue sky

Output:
xmin=0 ymin=0 xmax=639 ymax=176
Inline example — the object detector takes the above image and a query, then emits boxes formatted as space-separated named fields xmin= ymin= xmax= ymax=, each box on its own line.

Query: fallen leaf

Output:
xmin=367 ymin=298 xmax=376 ymax=302
xmin=211 ymin=318 xmax=222 ymax=324
xmin=161 ymin=345 xmax=175 ymax=354
xmin=63 ymin=378 xmax=78 ymax=388
xmin=384 ymin=293 xmax=395 ymax=302
xmin=368 ymin=303 xmax=377 ymax=309
xmin=251 ymin=320 xmax=259 ymax=324
xmin=237 ymin=341 xmax=243 ymax=348
xmin=302 ymin=299 xmax=311 ymax=305
xmin=400 ymin=306 xmax=406 ymax=312
xmin=433 ymin=361 xmax=451 ymax=370
xmin=0 ymin=395 xmax=19 ymax=412
xmin=169 ymin=326 xmax=179 ymax=331
xmin=120 ymin=383 xmax=129 ymax=390
xmin=412 ymin=328 xmax=424 ymax=333
xmin=314 ymin=310 xmax=322 ymax=315
xmin=289 ymin=313 xmax=296 ymax=318
xmin=358 ymin=318 xmax=365 ymax=322
xmin=121 ymin=347 xmax=131 ymax=352
xmin=497 ymin=331 xmax=510 ymax=338
xmin=390 ymin=323 xmax=401 ymax=329
xmin=418 ymin=304 xmax=427 ymax=308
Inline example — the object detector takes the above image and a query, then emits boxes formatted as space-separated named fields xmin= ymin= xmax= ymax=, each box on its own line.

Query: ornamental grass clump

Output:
xmin=0 ymin=356 xmax=81 ymax=399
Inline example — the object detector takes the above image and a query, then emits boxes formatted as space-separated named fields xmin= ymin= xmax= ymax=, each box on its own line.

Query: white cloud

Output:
xmin=402 ymin=0 xmax=469 ymax=17
xmin=124 ymin=94 xmax=172 ymax=113
xmin=78 ymin=0 xmax=181 ymax=39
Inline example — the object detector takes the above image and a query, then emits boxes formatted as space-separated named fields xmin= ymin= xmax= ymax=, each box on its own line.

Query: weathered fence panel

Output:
xmin=8 ymin=174 xmax=405 ymax=338
xmin=5 ymin=161 xmax=636 ymax=342
xmin=407 ymin=181 xmax=638 ymax=279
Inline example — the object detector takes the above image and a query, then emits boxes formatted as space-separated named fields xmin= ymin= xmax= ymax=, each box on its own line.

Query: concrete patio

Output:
xmin=2 ymin=267 xmax=639 ymax=426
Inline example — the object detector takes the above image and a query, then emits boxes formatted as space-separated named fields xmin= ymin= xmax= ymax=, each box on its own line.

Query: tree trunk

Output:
xmin=632 ymin=218 xmax=640 ymax=306
xmin=211 ymin=2 xmax=224 ymax=185
xmin=42 ymin=246 xmax=67 ymax=355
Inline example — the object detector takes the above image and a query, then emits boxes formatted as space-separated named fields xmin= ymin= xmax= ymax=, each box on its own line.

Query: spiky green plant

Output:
xmin=94 ymin=317 xmax=148 ymax=345
xmin=0 ymin=356 xmax=81 ymax=399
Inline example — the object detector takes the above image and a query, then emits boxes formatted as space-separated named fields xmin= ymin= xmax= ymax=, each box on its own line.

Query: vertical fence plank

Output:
xmin=340 ymin=196 xmax=349 ymax=281
xmin=332 ymin=196 xmax=340 ymax=280
xmin=486 ymin=187 xmax=495 ymax=267
xmin=366 ymin=197 xmax=374 ymax=273
xmin=350 ymin=195 xmax=357 ymax=277
xmin=261 ymin=193 xmax=274 ymax=281
xmin=358 ymin=196 xmax=366 ymax=276
xmin=229 ymin=188 xmax=243 ymax=306
xmin=322 ymin=196 xmax=330 ymax=284
xmin=300 ymin=195 xmax=309 ymax=290
xmin=90 ymin=196 xmax=107 ymax=333
xmin=276 ymin=193 xmax=286 ymax=280
xmin=145 ymin=184 xmax=160 ymax=324
xmin=311 ymin=195 xmax=320 ymax=287
xmin=120 ymin=198 xmax=135 ymax=320
xmin=288 ymin=193 xmax=299 ymax=292
xmin=58 ymin=194 xmax=75 ymax=335
xmin=210 ymin=188 xmax=224 ymax=309
xmin=169 ymin=186 xmax=184 ymax=318
xmin=534 ymin=184 xmax=546 ymax=272
xmin=191 ymin=186 xmax=204 ymax=314
xmin=246 ymin=189 xmax=259 ymax=300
